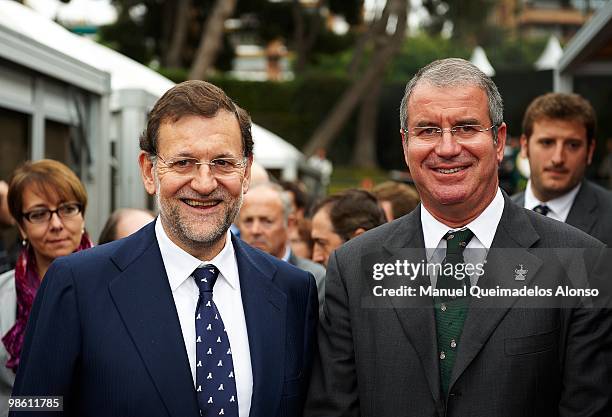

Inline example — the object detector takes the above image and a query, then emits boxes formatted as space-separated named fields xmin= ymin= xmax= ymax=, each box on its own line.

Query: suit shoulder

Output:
xmin=238 ymin=241 xmax=312 ymax=286
xmin=510 ymin=191 xmax=524 ymax=204
xmin=587 ymin=181 xmax=612 ymax=206
xmin=294 ymin=257 xmax=325 ymax=277
xmin=522 ymin=207 xmax=605 ymax=248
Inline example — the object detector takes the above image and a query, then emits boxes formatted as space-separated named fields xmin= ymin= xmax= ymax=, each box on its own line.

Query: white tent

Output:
xmin=469 ymin=46 xmax=495 ymax=77
xmin=535 ymin=36 xmax=563 ymax=70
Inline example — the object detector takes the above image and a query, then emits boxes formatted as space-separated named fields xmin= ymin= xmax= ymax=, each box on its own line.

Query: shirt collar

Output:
xmin=421 ymin=187 xmax=505 ymax=251
xmin=282 ymin=245 xmax=291 ymax=262
xmin=155 ymin=218 xmax=239 ymax=291
xmin=524 ymin=180 xmax=581 ymax=222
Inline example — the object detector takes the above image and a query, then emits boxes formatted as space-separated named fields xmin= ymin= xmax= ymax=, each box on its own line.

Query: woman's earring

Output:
xmin=21 ymin=238 xmax=28 ymax=247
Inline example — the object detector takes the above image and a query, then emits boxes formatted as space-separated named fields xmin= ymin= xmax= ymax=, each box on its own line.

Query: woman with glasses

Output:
xmin=0 ymin=159 xmax=92 ymax=412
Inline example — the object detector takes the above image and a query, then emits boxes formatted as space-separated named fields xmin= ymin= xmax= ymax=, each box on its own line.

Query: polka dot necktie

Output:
xmin=193 ymin=266 xmax=238 ymax=417
xmin=532 ymin=204 xmax=550 ymax=216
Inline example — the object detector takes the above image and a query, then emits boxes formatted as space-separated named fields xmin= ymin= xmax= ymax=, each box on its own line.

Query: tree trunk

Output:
xmin=303 ymin=0 xmax=408 ymax=156
xmin=292 ymin=0 xmax=325 ymax=74
xmin=163 ymin=0 xmax=191 ymax=68
xmin=352 ymin=77 xmax=383 ymax=168
xmin=188 ymin=0 xmax=237 ymax=80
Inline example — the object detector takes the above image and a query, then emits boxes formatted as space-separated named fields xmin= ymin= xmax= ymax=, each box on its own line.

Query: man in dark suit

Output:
xmin=305 ymin=58 xmax=612 ymax=417
xmin=237 ymin=182 xmax=326 ymax=309
xmin=512 ymin=92 xmax=612 ymax=247
xmin=10 ymin=81 xmax=318 ymax=417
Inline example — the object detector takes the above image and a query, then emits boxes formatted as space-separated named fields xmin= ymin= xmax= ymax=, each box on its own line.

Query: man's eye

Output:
xmin=172 ymin=159 xmax=195 ymax=168
xmin=212 ymin=159 xmax=233 ymax=167
xmin=456 ymin=125 xmax=477 ymax=134
xmin=418 ymin=128 xmax=439 ymax=136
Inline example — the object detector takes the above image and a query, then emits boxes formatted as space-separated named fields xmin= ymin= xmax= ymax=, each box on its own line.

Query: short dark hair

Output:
xmin=313 ymin=189 xmax=386 ymax=242
xmin=372 ymin=181 xmax=420 ymax=219
xmin=140 ymin=80 xmax=253 ymax=157
xmin=279 ymin=180 xmax=309 ymax=212
xmin=522 ymin=92 xmax=597 ymax=142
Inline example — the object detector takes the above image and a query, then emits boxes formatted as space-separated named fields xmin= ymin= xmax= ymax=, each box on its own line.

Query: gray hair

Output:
xmin=399 ymin=58 xmax=504 ymax=141
xmin=248 ymin=182 xmax=293 ymax=225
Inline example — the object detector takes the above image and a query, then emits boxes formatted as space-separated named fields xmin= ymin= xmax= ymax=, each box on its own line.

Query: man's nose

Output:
xmin=190 ymin=164 xmax=218 ymax=194
xmin=434 ymin=131 xmax=462 ymax=158
xmin=550 ymin=142 xmax=565 ymax=166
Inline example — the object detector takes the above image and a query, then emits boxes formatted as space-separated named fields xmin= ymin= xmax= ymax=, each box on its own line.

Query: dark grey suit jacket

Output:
xmin=512 ymin=180 xmax=612 ymax=247
xmin=288 ymin=251 xmax=326 ymax=311
xmin=305 ymin=193 xmax=612 ymax=417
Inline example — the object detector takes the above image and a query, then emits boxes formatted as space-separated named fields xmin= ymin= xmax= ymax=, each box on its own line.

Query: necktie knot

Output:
xmin=444 ymin=228 xmax=474 ymax=252
xmin=193 ymin=265 xmax=219 ymax=294
xmin=533 ymin=204 xmax=550 ymax=216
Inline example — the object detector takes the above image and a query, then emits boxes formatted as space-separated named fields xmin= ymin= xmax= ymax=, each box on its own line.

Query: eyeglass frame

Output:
xmin=22 ymin=203 xmax=84 ymax=224
xmin=402 ymin=123 xmax=500 ymax=142
xmin=153 ymin=154 xmax=249 ymax=178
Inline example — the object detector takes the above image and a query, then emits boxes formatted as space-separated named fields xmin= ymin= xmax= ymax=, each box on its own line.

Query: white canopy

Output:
xmin=0 ymin=0 xmax=173 ymax=97
xmin=535 ymin=36 xmax=563 ymax=70
xmin=470 ymin=46 xmax=495 ymax=77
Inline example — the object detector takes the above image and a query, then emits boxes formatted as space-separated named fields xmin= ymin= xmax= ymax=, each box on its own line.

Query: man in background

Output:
xmin=513 ymin=92 xmax=612 ymax=246
xmin=98 ymin=208 xmax=155 ymax=244
xmin=310 ymin=189 xmax=386 ymax=267
xmin=372 ymin=181 xmax=420 ymax=221
xmin=238 ymin=182 xmax=325 ymax=309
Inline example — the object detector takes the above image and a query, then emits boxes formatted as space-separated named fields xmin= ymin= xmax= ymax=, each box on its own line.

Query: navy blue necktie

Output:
xmin=193 ymin=266 xmax=239 ymax=417
xmin=533 ymin=204 xmax=550 ymax=216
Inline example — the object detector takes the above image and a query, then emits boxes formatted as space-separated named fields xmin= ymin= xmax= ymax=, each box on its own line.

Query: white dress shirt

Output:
xmin=523 ymin=180 xmax=581 ymax=223
xmin=421 ymin=187 xmax=505 ymax=288
xmin=155 ymin=219 xmax=252 ymax=417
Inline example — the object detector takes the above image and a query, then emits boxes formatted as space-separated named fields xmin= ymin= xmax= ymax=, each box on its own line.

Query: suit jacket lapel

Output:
xmin=233 ymin=236 xmax=286 ymax=417
xmin=450 ymin=197 xmax=542 ymax=389
xmin=383 ymin=207 xmax=441 ymax=404
xmin=566 ymin=181 xmax=597 ymax=234
xmin=108 ymin=223 xmax=199 ymax=417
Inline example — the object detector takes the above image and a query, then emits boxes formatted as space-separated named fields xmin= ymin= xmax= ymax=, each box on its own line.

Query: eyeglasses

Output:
xmin=155 ymin=155 xmax=248 ymax=178
xmin=22 ymin=203 xmax=83 ymax=224
xmin=403 ymin=124 xmax=499 ymax=142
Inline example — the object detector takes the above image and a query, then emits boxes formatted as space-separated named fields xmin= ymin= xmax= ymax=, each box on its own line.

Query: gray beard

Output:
xmin=154 ymin=173 xmax=242 ymax=251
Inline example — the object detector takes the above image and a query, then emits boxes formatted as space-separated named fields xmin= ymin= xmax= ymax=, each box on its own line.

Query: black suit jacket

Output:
xmin=305 ymin=193 xmax=612 ymax=417
xmin=10 ymin=222 xmax=318 ymax=417
xmin=512 ymin=180 xmax=612 ymax=247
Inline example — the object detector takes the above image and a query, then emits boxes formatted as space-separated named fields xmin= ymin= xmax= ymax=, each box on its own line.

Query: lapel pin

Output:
xmin=514 ymin=264 xmax=528 ymax=281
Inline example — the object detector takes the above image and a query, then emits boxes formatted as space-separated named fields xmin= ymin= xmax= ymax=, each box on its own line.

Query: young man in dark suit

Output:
xmin=305 ymin=59 xmax=611 ymax=417
xmin=11 ymin=81 xmax=318 ymax=417
xmin=512 ymin=92 xmax=612 ymax=247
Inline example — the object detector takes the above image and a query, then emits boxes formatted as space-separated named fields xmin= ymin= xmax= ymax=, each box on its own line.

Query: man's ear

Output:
xmin=587 ymin=138 xmax=596 ymax=165
xmin=519 ymin=134 xmax=529 ymax=159
xmin=287 ymin=213 xmax=297 ymax=230
xmin=352 ymin=227 xmax=367 ymax=238
xmin=139 ymin=152 xmax=157 ymax=195
xmin=242 ymin=156 xmax=254 ymax=195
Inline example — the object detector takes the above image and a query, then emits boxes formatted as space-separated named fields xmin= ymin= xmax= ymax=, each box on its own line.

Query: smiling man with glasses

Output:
xmin=305 ymin=58 xmax=611 ymax=417
xmin=11 ymin=81 xmax=318 ymax=417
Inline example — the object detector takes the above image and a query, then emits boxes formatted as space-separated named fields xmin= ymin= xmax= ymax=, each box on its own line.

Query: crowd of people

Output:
xmin=0 ymin=57 xmax=611 ymax=417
